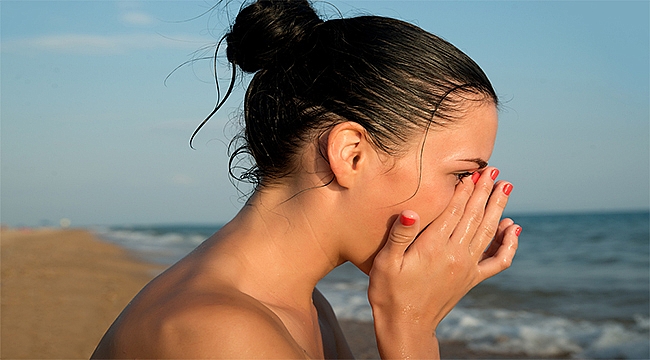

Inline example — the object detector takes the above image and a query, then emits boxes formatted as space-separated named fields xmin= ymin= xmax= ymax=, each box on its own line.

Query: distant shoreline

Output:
xmin=3 ymin=208 xmax=648 ymax=229
xmin=504 ymin=208 xmax=650 ymax=218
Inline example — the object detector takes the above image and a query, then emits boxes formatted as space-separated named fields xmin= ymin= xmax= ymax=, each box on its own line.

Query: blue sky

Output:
xmin=2 ymin=1 xmax=648 ymax=227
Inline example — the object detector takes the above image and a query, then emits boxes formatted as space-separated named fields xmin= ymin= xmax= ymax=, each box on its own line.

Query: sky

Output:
xmin=2 ymin=1 xmax=648 ymax=227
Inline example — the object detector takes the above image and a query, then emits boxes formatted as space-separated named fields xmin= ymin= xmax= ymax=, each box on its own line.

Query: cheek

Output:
xmin=414 ymin=181 xmax=457 ymax=224
xmin=356 ymin=178 xmax=456 ymax=273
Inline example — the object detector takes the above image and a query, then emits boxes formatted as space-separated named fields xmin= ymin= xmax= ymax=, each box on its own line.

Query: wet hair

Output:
xmin=193 ymin=0 xmax=497 ymax=188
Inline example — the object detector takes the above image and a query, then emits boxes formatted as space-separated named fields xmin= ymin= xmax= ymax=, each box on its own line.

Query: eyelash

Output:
xmin=456 ymin=172 xmax=474 ymax=182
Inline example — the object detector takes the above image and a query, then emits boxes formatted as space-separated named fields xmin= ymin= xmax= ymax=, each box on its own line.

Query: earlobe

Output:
xmin=327 ymin=122 xmax=369 ymax=189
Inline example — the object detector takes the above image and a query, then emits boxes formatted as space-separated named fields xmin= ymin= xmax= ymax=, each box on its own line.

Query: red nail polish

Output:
xmin=471 ymin=172 xmax=481 ymax=184
xmin=515 ymin=226 xmax=522 ymax=236
xmin=503 ymin=183 xmax=513 ymax=195
xmin=400 ymin=214 xmax=416 ymax=226
xmin=490 ymin=168 xmax=500 ymax=180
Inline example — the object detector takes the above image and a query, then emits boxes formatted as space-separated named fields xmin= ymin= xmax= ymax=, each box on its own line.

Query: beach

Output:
xmin=0 ymin=227 xmax=543 ymax=359
xmin=1 ymin=228 xmax=162 ymax=359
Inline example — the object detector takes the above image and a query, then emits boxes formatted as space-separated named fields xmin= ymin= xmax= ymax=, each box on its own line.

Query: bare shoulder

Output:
xmin=157 ymin=291 xmax=307 ymax=358
xmin=95 ymin=289 xmax=307 ymax=359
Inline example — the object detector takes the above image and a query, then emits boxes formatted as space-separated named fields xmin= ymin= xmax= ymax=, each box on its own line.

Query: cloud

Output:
xmin=121 ymin=11 xmax=156 ymax=26
xmin=2 ymin=33 xmax=211 ymax=55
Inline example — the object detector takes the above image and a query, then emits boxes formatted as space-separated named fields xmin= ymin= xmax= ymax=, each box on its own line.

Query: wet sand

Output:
xmin=1 ymin=228 xmax=541 ymax=359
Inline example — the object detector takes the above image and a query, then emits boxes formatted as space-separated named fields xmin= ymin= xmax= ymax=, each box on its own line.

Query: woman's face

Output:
xmin=348 ymin=100 xmax=499 ymax=273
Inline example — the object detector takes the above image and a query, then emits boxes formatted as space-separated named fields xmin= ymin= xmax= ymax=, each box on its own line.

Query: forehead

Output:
xmin=425 ymin=102 xmax=498 ymax=163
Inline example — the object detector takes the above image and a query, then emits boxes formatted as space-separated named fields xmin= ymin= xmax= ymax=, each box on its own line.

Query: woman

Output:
xmin=92 ymin=0 xmax=520 ymax=358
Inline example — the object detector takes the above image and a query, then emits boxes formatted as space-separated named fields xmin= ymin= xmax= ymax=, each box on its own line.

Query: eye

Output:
xmin=455 ymin=171 xmax=474 ymax=183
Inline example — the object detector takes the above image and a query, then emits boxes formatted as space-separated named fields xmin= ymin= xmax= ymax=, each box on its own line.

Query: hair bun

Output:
xmin=226 ymin=0 xmax=322 ymax=73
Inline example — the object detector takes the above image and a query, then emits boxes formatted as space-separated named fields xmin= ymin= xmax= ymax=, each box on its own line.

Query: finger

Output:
xmin=431 ymin=173 xmax=475 ymax=240
xmin=452 ymin=167 xmax=500 ymax=245
xmin=469 ymin=181 xmax=513 ymax=256
xmin=477 ymin=224 xmax=520 ymax=281
xmin=375 ymin=210 xmax=421 ymax=269
xmin=482 ymin=218 xmax=514 ymax=259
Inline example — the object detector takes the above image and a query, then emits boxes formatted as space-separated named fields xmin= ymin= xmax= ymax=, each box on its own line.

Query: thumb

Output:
xmin=380 ymin=210 xmax=420 ymax=262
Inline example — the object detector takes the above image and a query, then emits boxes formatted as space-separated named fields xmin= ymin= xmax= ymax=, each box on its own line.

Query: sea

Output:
xmin=93 ymin=211 xmax=649 ymax=359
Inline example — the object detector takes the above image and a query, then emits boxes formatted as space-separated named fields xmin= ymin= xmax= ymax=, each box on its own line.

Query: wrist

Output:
xmin=373 ymin=315 xmax=440 ymax=360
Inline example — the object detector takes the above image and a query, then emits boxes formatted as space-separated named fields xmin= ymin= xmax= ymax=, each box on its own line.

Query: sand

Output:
xmin=1 ymin=228 xmax=543 ymax=359
xmin=1 ymin=228 xmax=162 ymax=359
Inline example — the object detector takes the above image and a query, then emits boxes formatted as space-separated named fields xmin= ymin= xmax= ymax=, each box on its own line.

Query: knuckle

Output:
xmin=478 ymin=181 xmax=493 ymax=196
xmin=446 ymin=202 xmax=465 ymax=219
xmin=467 ymin=206 xmax=484 ymax=225
xmin=390 ymin=230 xmax=413 ymax=244
xmin=511 ymin=239 xmax=519 ymax=251
xmin=500 ymin=256 xmax=513 ymax=270
xmin=480 ymin=223 xmax=497 ymax=239
xmin=494 ymin=194 xmax=509 ymax=209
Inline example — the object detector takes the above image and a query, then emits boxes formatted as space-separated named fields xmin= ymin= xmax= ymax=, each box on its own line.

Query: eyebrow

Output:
xmin=459 ymin=158 xmax=489 ymax=169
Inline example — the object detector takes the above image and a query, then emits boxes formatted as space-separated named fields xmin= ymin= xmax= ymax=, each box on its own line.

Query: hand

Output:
xmin=368 ymin=167 xmax=520 ymax=359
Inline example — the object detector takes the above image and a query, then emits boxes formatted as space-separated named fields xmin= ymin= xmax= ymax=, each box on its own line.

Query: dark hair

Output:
xmin=194 ymin=0 xmax=497 ymax=188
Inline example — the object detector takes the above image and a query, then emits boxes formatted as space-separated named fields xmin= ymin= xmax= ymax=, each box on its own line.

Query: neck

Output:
xmin=214 ymin=183 xmax=342 ymax=311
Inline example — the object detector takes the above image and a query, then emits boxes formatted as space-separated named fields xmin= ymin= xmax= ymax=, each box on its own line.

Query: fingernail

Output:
xmin=503 ymin=183 xmax=513 ymax=195
xmin=400 ymin=214 xmax=416 ymax=226
xmin=515 ymin=226 xmax=522 ymax=236
xmin=471 ymin=172 xmax=481 ymax=184
xmin=490 ymin=168 xmax=500 ymax=180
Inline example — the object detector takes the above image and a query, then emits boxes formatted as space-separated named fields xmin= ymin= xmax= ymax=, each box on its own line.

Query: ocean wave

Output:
xmin=92 ymin=227 xmax=209 ymax=264
xmin=439 ymin=307 xmax=649 ymax=359
xmin=94 ymin=217 xmax=649 ymax=359
xmin=319 ymin=281 xmax=649 ymax=359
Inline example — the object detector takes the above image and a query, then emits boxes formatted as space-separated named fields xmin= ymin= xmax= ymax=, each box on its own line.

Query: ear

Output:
xmin=327 ymin=122 xmax=374 ymax=189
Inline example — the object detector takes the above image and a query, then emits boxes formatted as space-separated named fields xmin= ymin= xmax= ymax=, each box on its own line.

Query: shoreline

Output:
xmin=2 ymin=228 xmax=550 ymax=359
